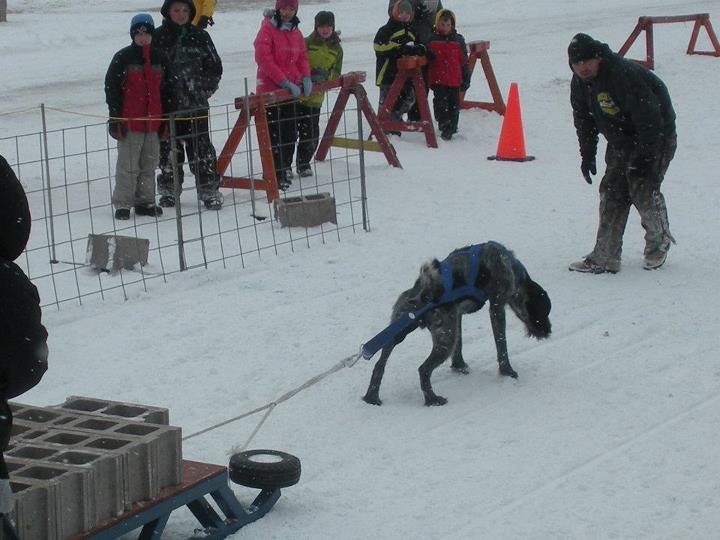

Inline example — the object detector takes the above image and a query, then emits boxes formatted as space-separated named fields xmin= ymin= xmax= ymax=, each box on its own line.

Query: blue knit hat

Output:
xmin=130 ymin=13 xmax=155 ymax=37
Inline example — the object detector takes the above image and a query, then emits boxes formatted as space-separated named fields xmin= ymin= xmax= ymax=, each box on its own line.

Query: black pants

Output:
xmin=407 ymin=65 xmax=430 ymax=122
xmin=266 ymin=101 xmax=298 ymax=176
xmin=157 ymin=112 xmax=219 ymax=198
xmin=296 ymin=104 xmax=321 ymax=170
xmin=432 ymin=85 xmax=460 ymax=136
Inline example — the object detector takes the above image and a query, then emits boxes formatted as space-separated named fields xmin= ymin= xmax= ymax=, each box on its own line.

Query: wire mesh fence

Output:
xmin=1 ymin=83 xmax=371 ymax=309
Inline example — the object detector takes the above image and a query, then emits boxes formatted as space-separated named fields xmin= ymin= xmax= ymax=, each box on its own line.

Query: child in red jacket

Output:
xmin=426 ymin=9 xmax=470 ymax=140
xmin=104 ymin=14 xmax=168 ymax=219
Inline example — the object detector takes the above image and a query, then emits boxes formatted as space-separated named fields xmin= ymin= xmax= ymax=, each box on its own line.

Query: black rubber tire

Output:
xmin=228 ymin=449 xmax=301 ymax=489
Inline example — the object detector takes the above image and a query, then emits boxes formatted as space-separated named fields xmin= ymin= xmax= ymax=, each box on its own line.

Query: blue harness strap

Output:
xmin=361 ymin=245 xmax=489 ymax=360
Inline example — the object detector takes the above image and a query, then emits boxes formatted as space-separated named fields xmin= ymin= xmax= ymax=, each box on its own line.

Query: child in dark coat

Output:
xmin=426 ymin=9 xmax=470 ymax=140
xmin=104 ymin=13 xmax=168 ymax=219
xmin=374 ymin=0 xmax=427 ymax=130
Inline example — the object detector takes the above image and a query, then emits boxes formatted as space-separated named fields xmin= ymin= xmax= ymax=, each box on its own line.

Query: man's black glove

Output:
xmin=399 ymin=43 xmax=417 ymax=56
xmin=628 ymin=154 xmax=655 ymax=178
xmin=581 ymin=155 xmax=596 ymax=184
xmin=108 ymin=121 xmax=126 ymax=141
xmin=197 ymin=16 xmax=214 ymax=29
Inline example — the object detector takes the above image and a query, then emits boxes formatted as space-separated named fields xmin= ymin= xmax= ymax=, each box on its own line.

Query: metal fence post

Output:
xmin=40 ymin=103 xmax=58 ymax=263
xmin=169 ymin=113 xmax=187 ymax=271
xmin=356 ymin=101 xmax=369 ymax=232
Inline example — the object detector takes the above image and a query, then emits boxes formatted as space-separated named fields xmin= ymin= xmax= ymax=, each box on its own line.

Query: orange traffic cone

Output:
xmin=488 ymin=82 xmax=535 ymax=162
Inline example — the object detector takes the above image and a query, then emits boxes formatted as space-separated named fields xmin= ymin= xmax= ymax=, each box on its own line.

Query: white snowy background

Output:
xmin=2 ymin=0 xmax=720 ymax=538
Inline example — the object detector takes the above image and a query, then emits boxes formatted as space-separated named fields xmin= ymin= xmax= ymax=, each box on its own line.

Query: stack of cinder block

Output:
xmin=6 ymin=396 xmax=182 ymax=539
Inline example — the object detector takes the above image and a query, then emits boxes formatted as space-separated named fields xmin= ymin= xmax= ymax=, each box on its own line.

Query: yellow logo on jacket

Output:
xmin=597 ymin=92 xmax=620 ymax=116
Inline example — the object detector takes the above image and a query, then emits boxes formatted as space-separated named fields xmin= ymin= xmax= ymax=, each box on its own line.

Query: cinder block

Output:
xmin=59 ymin=418 xmax=183 ymax=492
xmin=52 ymin=396 xmax=170 ymax=425
xmin=81 ymin=435 xmax=157 ymax=505
xmin=7 ymin=458 xmax=96 ymax=539
xmin=274 ymin=192 xmax=337 ymax=228
xmin=85 ymin=233 xmax=149 ymax=272
xmin=6 ymin=442 xmax=125 ymax=523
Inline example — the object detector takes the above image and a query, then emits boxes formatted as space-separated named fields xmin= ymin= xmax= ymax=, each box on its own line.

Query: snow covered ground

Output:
xmin=3 ymin=0 xmax=720 ymax=538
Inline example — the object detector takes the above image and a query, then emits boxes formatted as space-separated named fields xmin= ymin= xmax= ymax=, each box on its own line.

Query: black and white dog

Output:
xmin=362 ymin=242 xmax=552 ymax=406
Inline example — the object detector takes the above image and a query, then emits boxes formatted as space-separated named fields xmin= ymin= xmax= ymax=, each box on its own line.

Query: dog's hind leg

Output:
xmin=490 ymin=302 xmax=518 ymax=378
xmin=363 ymin=345 xmax=395 ymax=406
xmin=450 ymin=313 xmax=470 ymax=374
xmin=419 ymin=307 xmax=457 ymax=406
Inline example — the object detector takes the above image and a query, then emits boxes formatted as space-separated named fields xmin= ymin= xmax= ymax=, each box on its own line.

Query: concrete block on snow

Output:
xmin=85 ymin=233 xmax=149 ymax=272
xmin=274 ymin=192 xmax=337 ymax=228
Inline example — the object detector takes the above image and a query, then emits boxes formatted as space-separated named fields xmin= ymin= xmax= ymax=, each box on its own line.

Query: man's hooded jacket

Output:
xmin=0 ymin=155 xmax=49 ymax=481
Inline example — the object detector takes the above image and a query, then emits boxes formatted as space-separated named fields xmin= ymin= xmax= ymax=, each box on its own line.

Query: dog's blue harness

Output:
xmin=361 ymin=244 xmax=489 ymax=360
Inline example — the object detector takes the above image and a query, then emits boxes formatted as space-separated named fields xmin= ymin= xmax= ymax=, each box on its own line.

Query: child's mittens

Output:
xmin=302 ymin=76 xmax=313 ymax=97
xmin=280 ymin=79 xmax=302 ymax=98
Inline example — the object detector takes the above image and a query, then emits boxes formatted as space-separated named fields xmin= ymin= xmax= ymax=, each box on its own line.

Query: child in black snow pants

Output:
xmin=426 ymin=9 xmax=470 ymax=140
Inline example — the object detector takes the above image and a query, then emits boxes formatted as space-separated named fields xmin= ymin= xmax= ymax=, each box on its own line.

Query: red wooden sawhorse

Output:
xmin=460 ymin=40 xmax=506 ymax=115
xmin=376 ymin=55 xmax=437 ymax=149
xmin=216 ymin=72 xmax=400 ymax=203
xmin=314 ymin=71 xmax=401 ymax=168
xmin=618 ymin=13 xmax=720 ymax=70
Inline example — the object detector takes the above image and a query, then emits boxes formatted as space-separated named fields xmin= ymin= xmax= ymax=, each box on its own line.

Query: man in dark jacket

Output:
xmin=567 ymin=33 xmax=677 ymax=273
xmin=153 ymin=0 xmax=224 ymax=210
xmin=0 ymin=155 xmax=49 ymax=515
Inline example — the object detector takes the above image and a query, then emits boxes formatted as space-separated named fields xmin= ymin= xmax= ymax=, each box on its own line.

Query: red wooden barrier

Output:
xmin=376 ymin=55 xmax=438 ymax=149
xmin=217 ymin=72 xmax=399 ymax=203
xmin=460 ymin=40 xmax=506 ymax=114
xmin=618 ymin=13 xmax=720 ymax=70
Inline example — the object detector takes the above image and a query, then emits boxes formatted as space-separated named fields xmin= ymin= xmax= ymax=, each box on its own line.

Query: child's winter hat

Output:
xmin=160 ymin=0 xmax=196 ymax=21
xmin=314 ymin=11 xmax=335 ymax=29
xmin=434 ymin=9 xmax=456 ymax=29
xmin=276 ymin=0 xmax=299 ymax=10
xmin=130 ymin=13 xmax=155 ymax=37
xmin=392 ymin=0 xmax=414 ymax=21
xmin=568 ymin=33 xmax=604 ymax=64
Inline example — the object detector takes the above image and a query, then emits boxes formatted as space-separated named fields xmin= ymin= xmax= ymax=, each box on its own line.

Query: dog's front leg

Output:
xmin=490 ymin=302 xmax=518 ymax=378
xmin=363 ymin=345 xmax=394 ymax=406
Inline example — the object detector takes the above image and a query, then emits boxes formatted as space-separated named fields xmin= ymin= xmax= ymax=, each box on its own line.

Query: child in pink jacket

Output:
xmin=254 ymin=0 xmax=312 ymax=190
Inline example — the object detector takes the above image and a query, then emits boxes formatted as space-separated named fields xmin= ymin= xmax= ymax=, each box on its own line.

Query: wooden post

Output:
xmin=1 ymin=0 xmax=7 ymax=23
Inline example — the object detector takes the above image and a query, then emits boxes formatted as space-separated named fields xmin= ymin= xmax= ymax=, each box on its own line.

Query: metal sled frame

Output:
xmin=63 ymin=460 xmax=280 ymax=540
